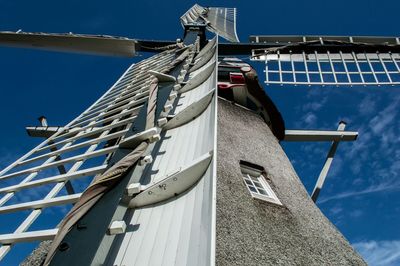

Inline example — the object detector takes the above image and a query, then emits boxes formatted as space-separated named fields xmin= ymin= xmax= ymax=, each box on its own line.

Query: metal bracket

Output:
xmin=128 ymin=151 xmax=213 ymax=208
xmin=194 ymin=36 xmax=216 ymax=60
xmin=162 ymin=89 xmax=215 ymax=130
xmin=180 ymin=62 xmax=216 ymax=93
xmin=189 ymin=45 xmax=216 ymax=72
xmin=148 ymin=70 xmax=176 ymax=83
xmin=118 ymin=127 xmax=159 ymax=149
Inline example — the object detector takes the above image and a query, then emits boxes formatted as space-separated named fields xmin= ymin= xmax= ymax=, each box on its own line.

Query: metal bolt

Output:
xmin=59 ymin=242 xmax=70 ymax=252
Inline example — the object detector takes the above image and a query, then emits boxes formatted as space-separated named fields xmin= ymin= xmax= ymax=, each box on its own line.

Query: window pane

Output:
xmin=248 ymin=186 xmax=257 ymax=192
xmin=258 ymin=189 xmax=268 ymax=195
xmin=245 ymin=179 xmax=252 ymax=185
xmin=240 ymin=161 xmax=282 ymax=205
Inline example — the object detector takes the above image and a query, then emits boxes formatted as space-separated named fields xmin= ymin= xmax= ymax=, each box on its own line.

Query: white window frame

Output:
xmin=240 ymin=163 xmax=282 ymax=205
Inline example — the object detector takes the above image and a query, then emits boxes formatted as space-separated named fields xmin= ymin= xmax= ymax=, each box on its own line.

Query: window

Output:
xmin=240 ymin=161 xmax=282 ymax=205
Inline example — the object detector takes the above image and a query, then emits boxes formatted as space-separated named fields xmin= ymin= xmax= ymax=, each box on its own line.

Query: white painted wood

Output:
xmin=25 ymin=126 xmax=64 ymax=138
xmin=0 ymin=229 xmax=58 ymax=245
xmin=0 ymin=165 xmax=106 ymax=194
xmin=36 ymin=116 xmax=136 ymax=152
xmin=0 ymin=194 xmax=82 ymax=214
xmin=148 ymin=70 xmax=176 ymax=82
xmin=19 ymin=130 xmax=128 ymax=167
xmin=119 ymin=127 xmax=158 ymax=149
xmin=0 ymin=146 xmax=118 ymax=181
xmin=311 ymin=122 xmax=347 ymax=202
xmin=284 ymin=129 xmax=358 ymax=142
xmin=108 ymin=221 xmax=127 ymax=235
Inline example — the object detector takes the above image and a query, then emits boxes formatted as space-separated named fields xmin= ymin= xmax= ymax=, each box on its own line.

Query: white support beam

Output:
xmin=311 ymin=122 xmax=347 ymax=202
xmin=26 ymin=126 xmax=64 ymax=138
xmin=0 ymin=229 xmax=58 ymax=245
xmin=284 ymin=129 xmax=358 ymax=142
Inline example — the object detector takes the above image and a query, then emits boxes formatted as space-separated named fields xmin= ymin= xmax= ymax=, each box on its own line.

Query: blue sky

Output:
xmin=0 ymin=0 xmax=399 ymax=265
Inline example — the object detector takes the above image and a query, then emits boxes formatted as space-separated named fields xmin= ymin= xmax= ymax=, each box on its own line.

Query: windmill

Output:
xmin=0 ymin=3 xmax=395 ymax=265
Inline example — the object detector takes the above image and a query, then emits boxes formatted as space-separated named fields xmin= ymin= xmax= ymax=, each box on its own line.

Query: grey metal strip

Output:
xmin=163 ymin=89 xmax=215 ymax=130
xmin=180 ymin=63 xmax=216 ymax=93
xmin=189 ymin=46 xmax=216 ymax=72
xmin=129 ymin=151 xmax=213 ymax=207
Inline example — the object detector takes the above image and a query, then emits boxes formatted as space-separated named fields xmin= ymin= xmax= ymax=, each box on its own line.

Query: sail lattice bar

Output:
xmin=0 ymin=48 xmax=179 ymax=262
xmin=181 ymin=4 xmax=239 ymax=42
xmin=250 ymin=35 xmax=400 ymax=86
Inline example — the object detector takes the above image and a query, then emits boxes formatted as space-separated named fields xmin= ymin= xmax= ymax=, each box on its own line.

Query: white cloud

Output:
xmin=353 ymin=240 xmax=400 ymax=266
xmin=303 ymin=112 xmax=317 ymax=127
xmin=318 ymin=180 xmax=400 ymax=204
xmin=329 ymin=205 xmax=343 ymax=215
xmin=302 ymin=95 xmax=328 ymax=112
xmin=350 ymin=209 xmax=363 ymax=218
xmin=358 ymin=95 xmax=377 ymax=116
xmin=369 ymin=97 xmax=399 ymax=135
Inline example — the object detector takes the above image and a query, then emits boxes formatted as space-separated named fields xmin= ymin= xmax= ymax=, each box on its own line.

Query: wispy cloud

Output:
xmin=358 ymin=95 xmax=377 ymax=116
xmin=367 ymin=94 xmax=400 ymax=135
xmin=353 ymin=240 xmax=400 ymax=266
xmin=301 ymin=112 xmax=318 ymax=127
xmin=319 ymin=180 xmax=400 ymax=203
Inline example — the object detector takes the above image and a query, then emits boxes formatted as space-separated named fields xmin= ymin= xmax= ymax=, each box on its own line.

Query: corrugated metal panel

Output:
xmin=106 ymin=45 xmax=217 ymax=266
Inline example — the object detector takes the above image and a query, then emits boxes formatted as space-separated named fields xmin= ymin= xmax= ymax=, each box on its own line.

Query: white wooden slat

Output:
xmin=18 ymin=129 xmax=128 ymax=167
xmin=52 ymin=101 xmax=143 ymax=142
xmin=0 ymin=49 xmax=177 ymax=263
xmin=0 ymin=229 xmax=58 ymax=245
xmin=0 ymin=165 xmax=106 ymax=193
xmin=0 ymin=122 xmax=118 ymax=259
xmin=0 ymin=145 xmax=118 ymax=181
xmin=284 ymin=130 xmax=358 ymax=141
xmin=263 ymin=51 xmax=400 ymax=86
xmin=70 ymin=105 xmax=139 ymax=129
xmin=0 ymin=136 xmax=81 ymax=207
xmin=0 ymin=193 xmax=81 ymax=214
xmin=36 ymin=116 xmax=136 ymax=153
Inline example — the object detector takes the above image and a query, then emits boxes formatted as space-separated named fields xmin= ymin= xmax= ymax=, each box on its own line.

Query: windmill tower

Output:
xmin=1 ymin=3 xmax=397 ymax=265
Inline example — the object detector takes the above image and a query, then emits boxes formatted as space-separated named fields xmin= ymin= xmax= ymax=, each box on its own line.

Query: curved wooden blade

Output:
xmin=0 ymin=31 xmax=138 ymax=57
